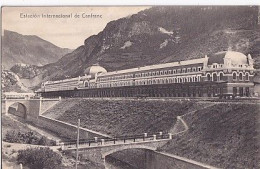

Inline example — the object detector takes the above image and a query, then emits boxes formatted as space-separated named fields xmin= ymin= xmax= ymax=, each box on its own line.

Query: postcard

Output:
xmin=1 ymin=6 xmax=259 ymax=169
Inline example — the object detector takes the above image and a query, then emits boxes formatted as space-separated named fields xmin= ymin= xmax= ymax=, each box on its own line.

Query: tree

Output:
xmin=17 ymin=147 xmax=62 ymax=169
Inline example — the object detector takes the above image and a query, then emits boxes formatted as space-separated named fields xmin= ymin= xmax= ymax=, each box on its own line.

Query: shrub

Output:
xmin=17 ymin=147 xmax=62 ymax=169
xmin=4 ymin=130 xmax=55 ymax=146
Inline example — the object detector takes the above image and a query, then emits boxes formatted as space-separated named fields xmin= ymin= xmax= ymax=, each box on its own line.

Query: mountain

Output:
xmin=2 ymin=30 xmax=72 ymax=69
xmin=11 ymin=6 xmax=260 ymax=89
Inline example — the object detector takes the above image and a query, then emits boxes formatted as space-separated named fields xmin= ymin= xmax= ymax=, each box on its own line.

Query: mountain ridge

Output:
xmin=2 ymin=30 xmax=72 ymax=69
xmin=7 ymin=6 xmax=260 ymax=90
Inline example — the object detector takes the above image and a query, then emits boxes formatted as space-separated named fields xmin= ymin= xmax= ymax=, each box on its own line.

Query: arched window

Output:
xmin=180 ymin=78 xmax=182 ymax=83
xmin=213 ymin=73 xmax=217 ymax=81
xmin=194 ymin=77 xmax=197 ymax=82
xmin=245 ymin=73 xmax=249 ymax=81
xmin=239 ymin=73 xmax=243 ymax=81
xmin=233 ymin=72 xmax=237 ymax=80
xmin=207 ymin=74 xmax=211 ymax=81
xmin=219 ymin=72 xmax=224 ymax=81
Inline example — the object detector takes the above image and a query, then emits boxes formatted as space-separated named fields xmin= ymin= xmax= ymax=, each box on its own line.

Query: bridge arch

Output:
xmin=7 ymin=102 xmax=27 ymax=119
xmin=102 ymin=145 xmax=157 ymax=158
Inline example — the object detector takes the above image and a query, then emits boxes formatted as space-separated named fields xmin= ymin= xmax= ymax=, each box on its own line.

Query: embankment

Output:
xmin=159 ymin=103 xmax=260 ymax=169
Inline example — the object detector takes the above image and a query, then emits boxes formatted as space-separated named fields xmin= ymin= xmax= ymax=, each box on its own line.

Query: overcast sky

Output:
xmin=2 ymin=7 xmax=150 ymax=49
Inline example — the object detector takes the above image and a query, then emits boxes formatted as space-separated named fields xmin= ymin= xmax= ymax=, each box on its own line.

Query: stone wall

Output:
xmin=40 ymin=100 xmax=59 ymax=114
xmin=145 ymin=151 xmax=217 ymax=169
xmin=35 ymin=115 xmax=110 ymax=140
xmin=105 ymin=149 xmax=217 ymax=169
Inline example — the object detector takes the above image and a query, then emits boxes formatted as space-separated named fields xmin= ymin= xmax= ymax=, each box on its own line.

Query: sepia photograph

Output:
xmin=1 ymin=5 xmax=260 ymax=169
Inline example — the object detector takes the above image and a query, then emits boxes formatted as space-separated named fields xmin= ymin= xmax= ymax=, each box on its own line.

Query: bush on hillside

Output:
xmin=4 ymin=130 xmax=56 ymax=146
xmin=17 ymin=147 xmax=62 ymax=169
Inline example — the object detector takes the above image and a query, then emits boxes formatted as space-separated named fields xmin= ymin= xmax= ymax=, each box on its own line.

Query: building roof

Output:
xmin=84 ymin=64 xmax=107 ymax=77
xmin=208 ymin=51 xmax=248 ymax=65
xmin=98 ymin=58 xmax=206 ymax=77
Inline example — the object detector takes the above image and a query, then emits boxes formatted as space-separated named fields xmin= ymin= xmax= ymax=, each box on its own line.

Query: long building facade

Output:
xmin=38 ymin=51 xmax=256 ymax=98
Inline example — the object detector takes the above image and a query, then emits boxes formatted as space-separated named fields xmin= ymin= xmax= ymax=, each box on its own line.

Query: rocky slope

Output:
xmin=39 ymin=6 xmax=259 ymax=82
xmin=1 ymin=68 xmax=32 ymax=93
xmin=9 ymin=6 xmax=260 ymax=89
xmin=2 ymin=30 xmax=72 ymax=70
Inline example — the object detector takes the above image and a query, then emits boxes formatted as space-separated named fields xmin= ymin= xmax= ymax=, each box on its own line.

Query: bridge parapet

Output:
xmin=62 ymin=132 xmax=172 ymax=150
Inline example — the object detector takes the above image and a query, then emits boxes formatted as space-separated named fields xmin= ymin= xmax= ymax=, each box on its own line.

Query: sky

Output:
xmin=2 ymin=7 xmax=150 ymax=49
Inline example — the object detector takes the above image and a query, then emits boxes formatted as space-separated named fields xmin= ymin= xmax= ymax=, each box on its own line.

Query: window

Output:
xmin=245 ymin=73 xmax=249 ymax=81
xmin=213 ymin=73 xmax=217 ymax=81
xmin=198 ymin=67 xmax=201 ymax=71
xmin=207 ymin=74 xmax=211 ymax=81
xmin=239 ymin=73 xmax=243 ymax=81
xmin=233 ymin=72 xmax=237 ymax=80
xmin=173 ymin=70 xmax=176 ymax=74
xmin=219 ymin=72 xmax=224 ymax=81
xmin=156 ymin=71 xmax=159 ymax=75
xmin=160 ymin=71 xmax=163 ymax=75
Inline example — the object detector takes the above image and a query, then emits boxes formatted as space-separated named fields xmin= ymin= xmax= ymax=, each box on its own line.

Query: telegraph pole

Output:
xmin=76 ymin=119 xmax=80 ymax=169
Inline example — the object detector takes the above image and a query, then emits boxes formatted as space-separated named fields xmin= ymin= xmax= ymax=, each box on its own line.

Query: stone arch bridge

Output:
xmin=63 ymin=138 xmax=170 ymax=168
xmin=2 ymin=98 xmax=60 ymax=121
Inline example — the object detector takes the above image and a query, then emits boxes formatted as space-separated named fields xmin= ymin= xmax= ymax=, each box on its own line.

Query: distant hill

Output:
xmin=2 ymin=30 xmax=72 ymax=69
xmin=1 ymin=30 xmax=72 ymax=92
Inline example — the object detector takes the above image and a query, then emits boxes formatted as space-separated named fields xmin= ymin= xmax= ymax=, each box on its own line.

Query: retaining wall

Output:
xmin=35 ymin=115 xmax=110 ymax=140
xmin=146 ymin=150 xmax=219 ymax=169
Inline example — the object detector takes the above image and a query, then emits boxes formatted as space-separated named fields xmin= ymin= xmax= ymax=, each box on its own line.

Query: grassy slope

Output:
xmin=43 ymin=98 xmax=206 ymax=136
xmin=1 ymin=115 xmax=36 ymax=138
xmin=159 ymin=103 xmax=260 ymax=169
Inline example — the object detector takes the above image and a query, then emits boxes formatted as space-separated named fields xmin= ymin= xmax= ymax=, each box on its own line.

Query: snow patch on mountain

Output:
xmin=158 ymin=27 xmax=174 ymax=35
xmin=121 ymin=41 xmax=133 ymax=49
xmin=160 ymin=39 xmax=169 ymax=49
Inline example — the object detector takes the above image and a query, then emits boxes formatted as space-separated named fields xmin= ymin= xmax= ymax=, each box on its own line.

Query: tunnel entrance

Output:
xmin=8 ymin=102 xmax=27 ymax=119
